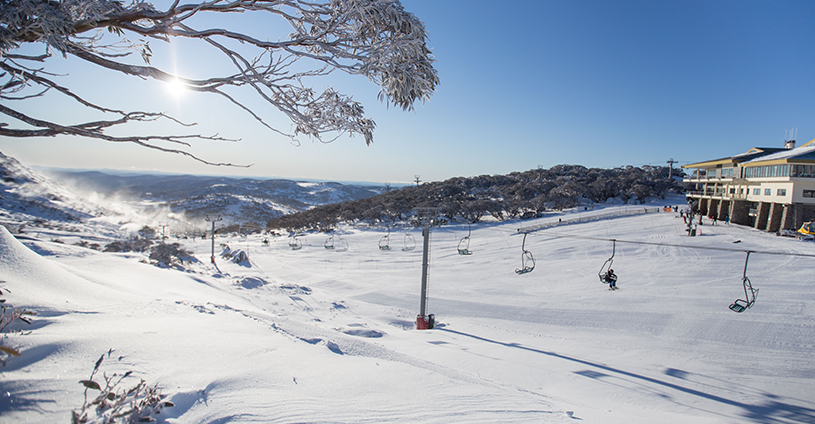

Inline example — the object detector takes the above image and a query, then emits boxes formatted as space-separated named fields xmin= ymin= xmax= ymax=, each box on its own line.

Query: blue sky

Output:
xmin=1 ymin=0 xmax=814 ymax=184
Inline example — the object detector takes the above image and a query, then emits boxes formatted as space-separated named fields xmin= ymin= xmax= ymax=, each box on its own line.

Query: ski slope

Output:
xmin=2 ymin=198 xmax=815 ymax=423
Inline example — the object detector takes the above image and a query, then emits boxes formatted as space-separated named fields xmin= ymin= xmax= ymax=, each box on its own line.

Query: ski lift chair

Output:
xmin=402 ymin=229 xmax=416 ymax=252
xmin=288 ymin=235 xmax=302 ymax=251
xmin=379 ymin=227 xmax=392 ymax=251
xmin=515 ymin=233 xmax=535 ymax=275
xmin=598 ymin=240 xmax=617 ymax=285
xmin=335 ymin=235 xmax=349 ymax=252
xmin=457 ymin=224 xmax=473 ymax=255
xmin=729 ymin=252 xmax=759 ymax=313
xmin=324 ymin=233 xmax=335 ymax=250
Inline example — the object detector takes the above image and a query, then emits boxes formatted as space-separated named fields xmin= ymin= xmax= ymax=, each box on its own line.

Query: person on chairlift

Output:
xmin=603 ymin=269 xmax=618 ymax=290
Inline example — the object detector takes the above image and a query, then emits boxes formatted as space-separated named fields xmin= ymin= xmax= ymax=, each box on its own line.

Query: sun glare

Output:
xmin=166 ymin=78 xmax=186 ymax=97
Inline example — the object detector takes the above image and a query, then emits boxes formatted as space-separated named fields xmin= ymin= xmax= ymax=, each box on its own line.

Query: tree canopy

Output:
xmin=0 ymin=0 xmax=439 ymax=164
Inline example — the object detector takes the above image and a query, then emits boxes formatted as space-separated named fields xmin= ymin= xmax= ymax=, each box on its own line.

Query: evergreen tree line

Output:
xmin=268 ymin=165 xmax=685 ymax=232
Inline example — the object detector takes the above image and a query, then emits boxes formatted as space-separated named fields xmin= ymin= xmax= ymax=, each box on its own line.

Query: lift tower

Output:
xmin=414 ymin=207 xmax=440 ymax=330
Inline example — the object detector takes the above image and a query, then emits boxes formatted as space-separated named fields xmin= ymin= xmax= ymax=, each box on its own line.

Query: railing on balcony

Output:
xmin=685 ymin=191 xmax=748 ymax=200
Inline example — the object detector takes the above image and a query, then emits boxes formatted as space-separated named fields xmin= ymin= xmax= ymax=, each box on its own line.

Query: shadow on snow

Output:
xmin=440 ymin=328 xmax=815 ymax=424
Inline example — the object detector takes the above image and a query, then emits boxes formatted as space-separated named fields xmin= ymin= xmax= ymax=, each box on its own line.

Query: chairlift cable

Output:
xmin=518 ymin=230 xmax=815 ymax=259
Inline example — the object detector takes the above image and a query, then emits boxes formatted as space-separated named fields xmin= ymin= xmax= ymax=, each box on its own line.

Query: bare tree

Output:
xmin=0 ymin=0 xmax=438 ymax=165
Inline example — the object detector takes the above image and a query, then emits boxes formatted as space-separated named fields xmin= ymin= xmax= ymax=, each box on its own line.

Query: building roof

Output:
xmin=681 ymin=147 xmax=785 ymax=168
xmin=742 ymin=142 xmax=815 ymax=165
xmin=681 ymin=137 xmax=815 ymax=168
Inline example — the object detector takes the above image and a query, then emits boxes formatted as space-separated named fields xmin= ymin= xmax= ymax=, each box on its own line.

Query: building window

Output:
xmin=729 ymin=188 xmax=735 ymax=194
xmin=753 ymin=188 xmax=761 ymax=195
xmin=745 ymin=164 xmax=791 ymax=178
xmin=804 ymin=190 xmax=815 ymax=198
xmin=764 ymin=188 xmax=771 ymax=195
xmin=791 ymin=165 xmax=815 ymax=178
xmin=777 ymin=189 xmax=787 ymax=196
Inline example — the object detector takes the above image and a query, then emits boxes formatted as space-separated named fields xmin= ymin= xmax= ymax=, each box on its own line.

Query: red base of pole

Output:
xmin=416 ymin=314 xmax=435 ymax=330
xmin=211 ymin=256 xmax=216 ymax=263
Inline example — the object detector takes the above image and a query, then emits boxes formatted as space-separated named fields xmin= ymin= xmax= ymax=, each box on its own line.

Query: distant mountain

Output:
xmin=44 ymin=170 xmax=385 ymax=227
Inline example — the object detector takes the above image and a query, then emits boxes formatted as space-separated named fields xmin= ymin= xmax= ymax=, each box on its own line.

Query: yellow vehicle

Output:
xmin=798 ymin=222 xmax=815 ymax=235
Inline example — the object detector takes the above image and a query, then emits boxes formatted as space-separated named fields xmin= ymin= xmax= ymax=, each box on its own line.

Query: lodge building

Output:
xmin=682 ymin=138 xmax=815 ymax=232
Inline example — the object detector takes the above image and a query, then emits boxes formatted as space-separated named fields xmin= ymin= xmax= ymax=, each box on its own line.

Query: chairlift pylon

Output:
xmin=515 ymin=233 xmax=535 ymax=275
xmin=598 ymin=239 xmax=617 ymax=286
xmin=379 ymin=226 xmax=392 ymax=251
xmin=457 ymin=224 xmax=473 ymax=255
xmin=729 ymin=251 xmax=759 ymax=313
xmin=402 ymin=228 xmax=416 ymax=251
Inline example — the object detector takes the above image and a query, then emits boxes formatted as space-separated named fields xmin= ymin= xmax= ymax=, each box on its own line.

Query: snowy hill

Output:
xmin=45 ymin=170 xmax=385 ymax=226
xmin=0 ymin=152 xmax=107 ymax=232
xmin=2 ymin=193 xmax=815 ymax=423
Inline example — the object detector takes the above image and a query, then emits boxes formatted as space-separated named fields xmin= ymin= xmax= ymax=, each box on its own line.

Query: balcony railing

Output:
xmin=683 ymin=176 xmax=735 ymax=183
xmin=686 ymin=191 xmax=748 ymax=200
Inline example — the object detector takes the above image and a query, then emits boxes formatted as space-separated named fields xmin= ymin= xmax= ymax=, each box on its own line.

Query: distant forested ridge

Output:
xmin=268 ymin=164 xmax=685 ymax=232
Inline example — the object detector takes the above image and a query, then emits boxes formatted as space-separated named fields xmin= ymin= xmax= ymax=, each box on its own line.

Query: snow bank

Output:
xmin=0 ymin=226 xmax=120 ymax=308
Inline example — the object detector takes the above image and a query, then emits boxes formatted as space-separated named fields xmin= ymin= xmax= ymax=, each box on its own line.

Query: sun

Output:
xmin=165 ymin=77 xmax=187 ymax=97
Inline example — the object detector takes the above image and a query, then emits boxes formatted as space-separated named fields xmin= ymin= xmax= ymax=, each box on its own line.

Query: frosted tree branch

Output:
xmin=0 ymin=0 xmax=438 ymax=163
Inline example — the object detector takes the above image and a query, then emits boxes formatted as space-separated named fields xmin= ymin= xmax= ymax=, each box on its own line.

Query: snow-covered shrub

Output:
xmin=75 ymin=240 xmax=103 ymax=251
xmin=231 ymin=250 xmax=249 ymax=264
xmin=137 ymin=226 xmax=157 ymax=240
xmin=0 ymin=284 xmax=34 ymax=365
xmin=71 ymin=353 xmax=174 ymax=424
xmin=104 ymin=239 xmax=153 ymax=253
xmin=220 ymin=244 xmax=250 ymax=264
xmin=148 ymin=243 xmax=195 ymax=266
xmin=222 ymin=248 xmax=250 ymax=264
xmin=219 ymin=243 xmax=232 ymax=258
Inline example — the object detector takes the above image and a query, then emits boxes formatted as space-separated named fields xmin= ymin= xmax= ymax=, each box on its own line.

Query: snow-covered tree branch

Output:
xmin=0 ymin=0 xmax=439 ymax=165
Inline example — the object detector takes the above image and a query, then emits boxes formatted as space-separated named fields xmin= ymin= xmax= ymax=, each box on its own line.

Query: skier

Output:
xmin=602 ymin=269 xmax=618 ymax=290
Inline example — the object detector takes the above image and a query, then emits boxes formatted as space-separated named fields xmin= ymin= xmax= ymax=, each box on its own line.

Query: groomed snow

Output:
xmin=2 ymin=197 xmax=815 ymax=423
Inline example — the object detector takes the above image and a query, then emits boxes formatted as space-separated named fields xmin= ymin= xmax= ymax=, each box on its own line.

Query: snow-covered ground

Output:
xmin=2 ymin=196 xmax=815 ymax=423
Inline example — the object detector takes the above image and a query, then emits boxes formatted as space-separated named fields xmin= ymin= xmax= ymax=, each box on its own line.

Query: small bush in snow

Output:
xmin=104 ymin=239 xmax=153 ymax=253
xmin=75 ymin=240 xmax=102 ymax=250
xmin=220 ymin=244 xmax=249 ymax=264
xmin=71 ymin=352 xmax=174 ymax=424
xmin=148 ymin=243 xmax=195 ymax=266
xmin=0 ymin=284 xmax=35 ymax=365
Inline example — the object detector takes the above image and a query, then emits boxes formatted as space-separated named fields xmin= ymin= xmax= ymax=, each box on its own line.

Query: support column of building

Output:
xmin=803 ymin=205 xmax=815 ymax=225
xmin=717 ymin=200 xmax=730 ymax=221
xmin=699 ymin=198 xmax=709 ymax=216
xmin=754 ymin=202 xmax=770 ymax=230
xmin=767 ymin=203 xmax=783 ymax=233
xmin=730 ymin=200 xmax=750 ymax=226
xmin=794 ymin=204 xmax=805 ymax=229
xmin=780 ymin=205 xmax=795 ymax=231
xmin=707 ymin=199 xmax=719 ymax=218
